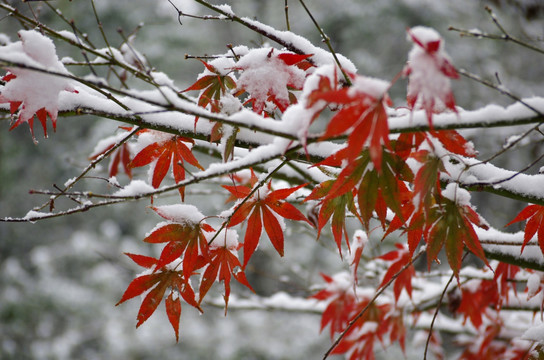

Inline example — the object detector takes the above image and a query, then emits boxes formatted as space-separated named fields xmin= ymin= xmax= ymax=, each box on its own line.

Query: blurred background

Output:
xmin=1 ymin=0 xmax=544 ymax=359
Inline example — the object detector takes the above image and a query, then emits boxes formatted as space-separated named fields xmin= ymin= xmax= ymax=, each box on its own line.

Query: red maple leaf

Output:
xmin=424 ymin=189 xmax=489 ymax=277
xmin=456 ymin=280 xmax=499 ymax=329
xmin=310 ymin=74 xmax=392 ymax=171
xmin=316 ymin=148 xmax=414 ymax=236
xmin=493 ymin=262 xmax=521 ymax=306
xmin=0 ymin=30 xmax=79 ymax=141
xmin=310 ymin=273 xmax=358 ymax=339
xmin=506 ymin=204 xmax=544 ymax=255
xmin=305 ymin=179 xmax=357 ymax=255
xmin=116 ymin=253 xmax=201 ymax=342
xmin=89 ymin=128 xmax=135 ymax=179
xmin=198 ymin=235 xmax=254 ymax=311
xmin=129 ymin=134 xmax=203 ymax=200
xmin=2 ymin=71 xmax=78 ymax=140
xmin=411 ymin=150 xmax=445 ymax=213
xmin=182 ymin=59 xmax=236 ymax=128
xmin=143 ymin=205 xmax=214 ymax=274
xmin=377 ymin=243 xmax=415 ymax=302
xmin=224 ymin=172 xmax=309 ymax=267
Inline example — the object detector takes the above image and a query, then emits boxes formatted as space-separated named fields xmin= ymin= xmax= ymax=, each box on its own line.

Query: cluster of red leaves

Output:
xmin=455 ymin=279 xmax=500 ymax=329
xmin=223 ymin=169 xmax=310 ymax=267
xmin=116 ymin=206 xmax=254 ymax=341
xmin=307 ymin=133 xmax=487 ymax=278
xmin=311 ymin=273 xmax=405 ymax=360
xmin=116 ymin=168 xmax=312 ymax=341
xmin=183 ymin=51 xmax=312 ymax=122
xmin=299 ymin=50 xmax=489 ymax=282
xmin=129 ymin=133 xmax=203 ymax=200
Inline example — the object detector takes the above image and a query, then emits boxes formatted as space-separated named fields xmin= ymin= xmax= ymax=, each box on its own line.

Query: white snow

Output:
xmin=208 ymin=228 xmax=239 ymax=250
xmin=152 ymin=204 xmax=206 ymax=225
xmin=21 ymin=210 xmax=54 ymax=223
xmin=235 ymin=48 xmax=307 ymax=113
xmin=0 ymin=30 xmax=77 ymax=137
xmin=405 ymin=26 xmax=457 ymax=117
xmin=442 ymin=183 xmax=471 ymax=207
xmin=113 ymin=180 xmax=154 ymax=197
xmin=348 ymin=75 xmax=390 ymax=99
xmin=526 ymin=272 xmax=542 ymax=300
xmin=216 ymin=4 xmax=234 ymax=16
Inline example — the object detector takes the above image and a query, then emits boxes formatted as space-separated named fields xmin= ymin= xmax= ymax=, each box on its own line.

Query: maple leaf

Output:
xmin=310 ymin=272 xmax=358 ymax=339
xmin=506 ymin=204 xmax=544 ymax=255
xmin=455 ymin=279 xmax=499 ymax=329
xmin=312 ymin=272 xmax=406 ymax=359
xmin=198 ymin=229 xmax=254 ymax=311
xmin=349 ymin=230 xmax=368 ymax=284
xmin=311 ymin=74 xmax=392 ymax=171
xmin=89 ymin=128 xmax=135 ymax=179
xmin=404 ymin=26 xmax=459 ymax=127
xmin=234 ymin=48 xmax=312 ymax=114
xmin=144 ymin=205 xmax=214 ymax=274
xmin=377 ymin=243 xmax=415 ymax=302
xmin=182 ymin=59 xmax=237 ymax=127
xmin=424 ymin=185 xmax=489 ymax=276
xmin=411 ymin=150 xmax=445 ymax=213
xmin=395 ymin=130 xmax=476 ymax=161
xmin=0 ymin=30 xmax=78 ymax=141
xmin=116 ymin=252 xmax=201 ymax=342
xmin=224 ymin=175 xmax=309 ymax=267
xmin=493 ymin=262 xmax=520 ymax=306
xmin=330 ymin=296 xmax=398 ymax=360
xmin=320 ymin=148 xmax=414 ymax=233
xmin=305 ymin=179 xmax=357 ymax=255
xmin=430 ymin=130 xmax=476 ymax=157
xmin=458 ymin=324 xmax=506 ymax=360
xmin=129 ymin=133 xmax=203 ymax=200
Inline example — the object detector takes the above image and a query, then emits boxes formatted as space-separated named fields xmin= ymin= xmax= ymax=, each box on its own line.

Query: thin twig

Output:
xmin=485 ymin=6 xmax=544 ymax=55
xmin=297 ymin=0 xmax=351 ymax=86
xmin=1 ymin=144 xmax=305 ymax=223
xmin=284 ymin=0 xmax=290 ymax=31
xmin=191 ymin=0 xmax=316 ymax=62
xmin=423 ymin=270 xmax=456 ymax=360
xmin=33 ymin=126 xmax=141 ymax=212
xmin=459 ymin=69 xmax=544 ymax=165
